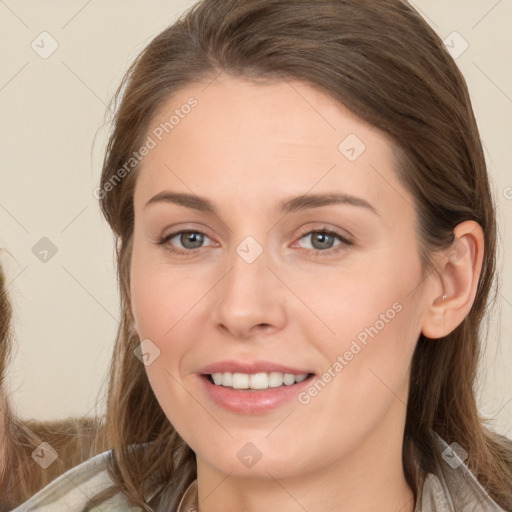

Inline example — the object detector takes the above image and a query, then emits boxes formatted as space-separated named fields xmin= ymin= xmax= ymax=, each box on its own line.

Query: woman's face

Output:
xmin=130 ymin=74 xmax=433 ymax=480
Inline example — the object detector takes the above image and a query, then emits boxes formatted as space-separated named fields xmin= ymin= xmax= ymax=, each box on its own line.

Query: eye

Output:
xmin=157 ymin=230 xmax=214 ymax=255
xmin=295 ymin=227 xmax=352 ymax=255
xmin=156 ymin=226 xmax=352 ymax=257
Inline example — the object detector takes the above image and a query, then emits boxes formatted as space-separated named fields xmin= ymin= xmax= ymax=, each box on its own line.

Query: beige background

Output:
xmin=1 ymin=0 xmax=511 ymax=437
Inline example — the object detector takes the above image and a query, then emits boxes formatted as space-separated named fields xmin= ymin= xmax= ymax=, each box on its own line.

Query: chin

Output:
xmin=195 ymin=440 xmax=317 ymax=481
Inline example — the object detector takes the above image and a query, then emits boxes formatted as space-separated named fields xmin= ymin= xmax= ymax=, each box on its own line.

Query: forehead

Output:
xmin=134 ymin=74 xmax=413 ymax=219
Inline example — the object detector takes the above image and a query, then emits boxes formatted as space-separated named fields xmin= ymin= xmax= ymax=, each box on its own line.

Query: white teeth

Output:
xmin=232 ymin=373 xmax=249 ymax=389
xmin=268 ymin=372 xmax=284 ymax=388
xmin=222 ymin=372 xmax=233 ymax=387
xmin=283 ymin=373 xmax=295 ymax=386
xmin=295 ymin=373 xmax=308 ymax=383
xmin=210 ymin=371 xmax=309 ymax=390
xmin=249 ymin=373 xmax=268 ymax=389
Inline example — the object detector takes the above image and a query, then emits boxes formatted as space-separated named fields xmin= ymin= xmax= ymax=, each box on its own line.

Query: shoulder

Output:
xmin=11 ymin=450 xmax=142 ymax=512
xmin=414 ymin=430 xmax=509 ymax=512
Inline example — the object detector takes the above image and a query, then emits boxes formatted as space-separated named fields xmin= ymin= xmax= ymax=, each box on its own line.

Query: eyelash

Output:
xmin=155 ymin=226 xmax=353 ymax=258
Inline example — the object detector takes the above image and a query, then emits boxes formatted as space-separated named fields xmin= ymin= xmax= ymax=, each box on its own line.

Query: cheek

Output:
xmin=129 ymin=249 xmax=202 ymax=428
xmin=305 ymin=249 xmax=422 ymax=403
xmin=130 ymin=243 xmax=204 ymax=344
xmin=312 ymin=248 xmax=421 ymax=354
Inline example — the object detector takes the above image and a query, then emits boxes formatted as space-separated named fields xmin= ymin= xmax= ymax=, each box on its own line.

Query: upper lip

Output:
xmin=198 ymin=360 xmax=313 ymax=375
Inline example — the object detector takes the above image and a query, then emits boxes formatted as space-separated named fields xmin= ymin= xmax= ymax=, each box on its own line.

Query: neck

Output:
xmin=195 ymin=399 xmax=415 ymax=512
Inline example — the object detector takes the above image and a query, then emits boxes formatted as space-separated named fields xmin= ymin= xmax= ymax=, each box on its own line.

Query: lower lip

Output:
xmin=199 ymin=374 xmax=314 ymax=414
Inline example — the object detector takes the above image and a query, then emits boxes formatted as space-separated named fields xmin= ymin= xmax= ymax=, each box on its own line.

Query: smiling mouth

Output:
xmin=206 ymin=371 xmax=315 ymax=390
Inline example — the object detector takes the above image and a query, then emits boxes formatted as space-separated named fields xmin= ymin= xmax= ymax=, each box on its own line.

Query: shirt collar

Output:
xmin=177 ymin=479 xmax=198 ymax=512
xmin=414 ymin=431 xmax=505 ymax=511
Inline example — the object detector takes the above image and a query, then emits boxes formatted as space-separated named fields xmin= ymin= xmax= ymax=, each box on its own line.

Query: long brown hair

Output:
xmin=0 ymin=261 xmax=107 ymax=510
xmin=0 ymin=260 xmax=12 ymax=485
xmin=0 ymin=259 xmax=12 ymax=405
xmin=96 ymin=0 xmax=512 ymax=510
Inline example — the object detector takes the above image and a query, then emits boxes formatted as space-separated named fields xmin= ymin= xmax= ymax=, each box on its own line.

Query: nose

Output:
xmin=211 ymin=242 xmax=287 ymax=340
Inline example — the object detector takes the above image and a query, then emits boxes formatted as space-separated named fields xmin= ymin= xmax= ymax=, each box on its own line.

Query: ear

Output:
xmin=421 ymin=220 xmax=484 ymax=339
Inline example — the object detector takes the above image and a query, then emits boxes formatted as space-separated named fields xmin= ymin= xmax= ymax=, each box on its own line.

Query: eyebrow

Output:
xmin=144 ymin=191 xmax=379 ymax=216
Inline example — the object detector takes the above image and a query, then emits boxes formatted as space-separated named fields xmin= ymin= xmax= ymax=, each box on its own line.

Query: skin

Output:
xmin=130 ymin=74 xmax=484 ymax=512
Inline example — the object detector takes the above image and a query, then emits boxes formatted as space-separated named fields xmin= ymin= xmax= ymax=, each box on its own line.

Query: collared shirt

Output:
xmin=11 ymin=432 xmax=506 ymax=512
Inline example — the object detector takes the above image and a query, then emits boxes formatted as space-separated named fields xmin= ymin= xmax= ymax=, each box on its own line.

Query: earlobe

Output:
xmin=421 ymin=221 xmax=484 ymax=340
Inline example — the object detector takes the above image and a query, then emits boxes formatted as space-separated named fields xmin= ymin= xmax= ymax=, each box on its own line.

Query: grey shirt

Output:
xmin=11 ymin=432 xmax=506 ymax=512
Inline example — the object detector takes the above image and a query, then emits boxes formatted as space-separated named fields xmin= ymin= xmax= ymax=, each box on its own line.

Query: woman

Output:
xmin=12 ymin=0 xmax=512 ymax=511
